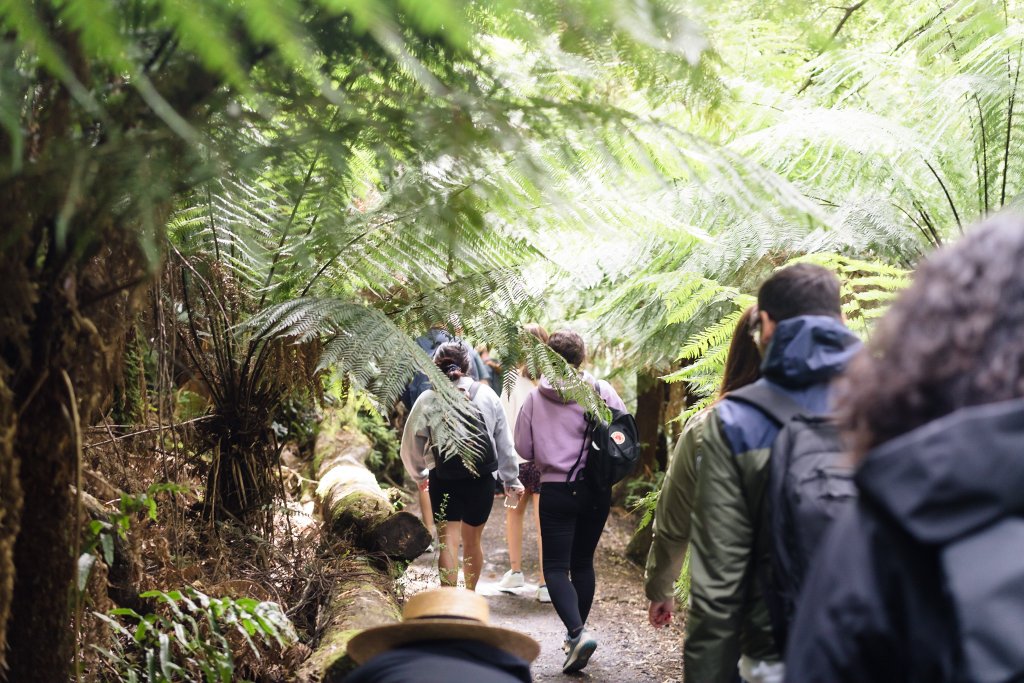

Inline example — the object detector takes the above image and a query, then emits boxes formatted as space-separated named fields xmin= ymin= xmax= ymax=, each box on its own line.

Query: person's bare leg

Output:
xmin=461 ymin=522 xmax=486 ymax=591
xmin=506 ymin=492 xmax=528 ymax=572
xmin=419 ymin=487 xmax=436 ymax=536
xmin=437 ymin=521 xmax=462 ymax=586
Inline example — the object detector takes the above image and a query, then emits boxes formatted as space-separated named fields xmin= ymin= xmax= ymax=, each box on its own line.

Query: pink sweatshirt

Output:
xmin=513 ymin=372 xmax=627 ymax=484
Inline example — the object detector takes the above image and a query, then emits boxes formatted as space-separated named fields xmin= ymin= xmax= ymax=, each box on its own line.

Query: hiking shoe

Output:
xmin=498 ymin=569 xmax=525 ymax=589
xmin=536 ymin=585 xmax=551 ymax=603
xmin=562 ymin=631 xmax=597 ymax=673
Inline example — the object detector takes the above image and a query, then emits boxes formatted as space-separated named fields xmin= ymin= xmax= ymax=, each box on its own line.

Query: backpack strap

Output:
xmin=727 ymin=382 xmax=806 ymax=426
xmin=466 ymin=381 xmax=481 ymax=400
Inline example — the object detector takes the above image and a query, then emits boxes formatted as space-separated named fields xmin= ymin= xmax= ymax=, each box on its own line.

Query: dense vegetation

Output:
xmin=1 ymin=0 xmax=1021 ymax=680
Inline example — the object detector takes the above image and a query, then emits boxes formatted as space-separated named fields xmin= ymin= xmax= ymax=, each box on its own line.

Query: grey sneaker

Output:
xmin=536 ymin=585 xmax=551 ymax=603
xmin=562 ymin=630 xmax=598 ymax=673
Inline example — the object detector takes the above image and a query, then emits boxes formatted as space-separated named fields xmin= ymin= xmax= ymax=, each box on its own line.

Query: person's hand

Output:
xmin=648 ymin=600 xmax=674 ymax=628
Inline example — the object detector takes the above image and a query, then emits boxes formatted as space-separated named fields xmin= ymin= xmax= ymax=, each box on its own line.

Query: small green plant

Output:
xmin=674 ymin=548 xmax=692 ymax=606
xmin=356 ymin=407 xmax=401 ymax=473
xmin=79 ymin=483 xmax=191 ymax=594
xmin=93 ymin=587 xmax=297 ymax=683
xmin=626 ymin=471 xmax=665 ymax=531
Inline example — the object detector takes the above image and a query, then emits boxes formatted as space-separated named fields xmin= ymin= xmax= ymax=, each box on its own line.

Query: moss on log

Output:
xmin=293 ymin=558 xmax=402 ymax=682
xmin=315 ymin=415 xmax=429 ymax=561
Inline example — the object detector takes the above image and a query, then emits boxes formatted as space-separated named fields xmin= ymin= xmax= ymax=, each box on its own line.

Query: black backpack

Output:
xmin=728 ymin=382 xmax=857 ymax=651
xmin=567 ymin=382 xmax=640 ymax=494
xmin=430 ymin=382 xmax=499 ymax=480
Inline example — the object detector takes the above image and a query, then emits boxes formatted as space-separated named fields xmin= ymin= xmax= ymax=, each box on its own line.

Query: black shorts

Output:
xmin=428 ymin=470 xmax=495 ymax=527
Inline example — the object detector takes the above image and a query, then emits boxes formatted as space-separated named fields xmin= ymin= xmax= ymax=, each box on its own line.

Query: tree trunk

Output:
xmin=315 ymin=414 xmax=430 ymax=561
xmin=0 ymin=372 xmax=20 ymax=672
xmin=0 ymin=214 xmax=148 ymax=680
xmin=625 ymin=518 xmax=654 ymax=567
xmin=634 ymin=372 xmax=669 ymax=479
xmin=293 ymin=557 xmax=401 ymax=682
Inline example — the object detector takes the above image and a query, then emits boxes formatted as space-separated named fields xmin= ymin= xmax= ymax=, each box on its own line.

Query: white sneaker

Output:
xmin=536 ymin=585 xmax=551 ymax=603
xmin=562 ymin=631 xmax=598 ymax=673
xmin=498 ymin=569 xmax=525 ymax=590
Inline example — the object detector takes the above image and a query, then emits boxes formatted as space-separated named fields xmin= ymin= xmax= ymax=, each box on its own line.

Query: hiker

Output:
xmin=786 ymin=217 xmax=1024 ymax=682
xmin=401 ymin=341 xmax=523 ymax=590
xmin=344 ymin=587 xmax=540 ymax=683
xmin=498 ymin=323 xmax=550 ymax=603
xmin=399 ymin=325 xmax=486 ymax=545
xmin=685 ymin=264 xmax=861 ymax=683
xmin=645 ymin=305 xmax=762 ymax=630
xmin=513 ymin=329 xmax=627 ymax=674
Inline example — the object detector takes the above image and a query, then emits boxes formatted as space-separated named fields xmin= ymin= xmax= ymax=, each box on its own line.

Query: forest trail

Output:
xmin=401 ymin=497 xmax=685 ymax=682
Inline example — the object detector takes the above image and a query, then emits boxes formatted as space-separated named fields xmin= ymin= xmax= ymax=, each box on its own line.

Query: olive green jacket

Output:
xmin=643 ymin=409 xmax=710 ymax=602
xmin=685 ymin=408 xmax=776 ymax=681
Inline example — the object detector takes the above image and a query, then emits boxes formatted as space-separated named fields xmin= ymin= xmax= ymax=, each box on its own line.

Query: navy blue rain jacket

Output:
xmin=717 ymin=314 xmax=861 ymax=454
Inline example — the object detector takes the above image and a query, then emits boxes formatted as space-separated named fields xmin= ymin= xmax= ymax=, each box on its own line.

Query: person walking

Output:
xmin=685 ymin=264 xmax=861 ymax=683
xmin=786 ymin=216 xmax=1024 ymax=683
xmin=498 ymin=323 xmax=551 ymax=603
xmin=514 ymin=329 xmax=627 ymax=674
xmin=645 ymin=305 xmax=762 ymax=630
xmin=401 ymin=341 xmax=523 ymax=590
xmin=399 ymin=325 xmax=486 ymax=546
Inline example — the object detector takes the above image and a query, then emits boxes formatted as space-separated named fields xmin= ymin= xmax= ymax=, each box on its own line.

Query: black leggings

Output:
xmin=539 ymin=482 xmax=611 ymax=637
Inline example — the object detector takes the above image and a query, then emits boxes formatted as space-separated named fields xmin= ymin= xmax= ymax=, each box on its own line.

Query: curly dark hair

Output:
xmin=838 ymin=215 xmax=1024 ymax=461
xmin=719 ymin=305 xmax=762 ymax=398
xmin=548 ymin=329 xmax=585 ymax=367
xmin=433 ymin=341 xmax=471 ymax=381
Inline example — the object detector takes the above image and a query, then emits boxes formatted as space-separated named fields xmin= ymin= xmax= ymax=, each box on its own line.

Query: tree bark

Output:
xmin=0 ymin=371 xmax=20 ymax=672
xmin=315 ymin=414 xmax=430 ymax=561
xmin=3 ymin=230 xmax=148 ymax=681
xmin=633 ymin=372 xmax=669 ymax=479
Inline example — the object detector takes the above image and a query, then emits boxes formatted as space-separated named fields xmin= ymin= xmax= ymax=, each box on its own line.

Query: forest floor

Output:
xmin=401 ymin=496 xmax=685 ymax=682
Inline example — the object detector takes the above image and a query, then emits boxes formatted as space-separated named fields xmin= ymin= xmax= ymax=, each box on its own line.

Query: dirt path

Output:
xmin=401 ymin=496 xmax=684 ymax=682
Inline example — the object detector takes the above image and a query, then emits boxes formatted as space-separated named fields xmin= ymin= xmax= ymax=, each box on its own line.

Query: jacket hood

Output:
xmin=538 ymin=372 xmax=596 ymax=403
xmin=761 ymin=315 xmax=861 ymax=388
xmin=857 ymin=398 xmax=1024 ymax=545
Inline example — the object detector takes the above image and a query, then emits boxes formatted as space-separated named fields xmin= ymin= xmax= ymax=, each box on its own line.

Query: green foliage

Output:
xmin=627 ymin=471 xmax=665 ymax=531
xmin=79 ymin=484 xmax=191 ymax=594
xmin=661 ymin=255 xmax=908 ymax=421
xmin=674 ymin=547 xmax=692 ymax=606
xmin=93 ymin=587 xmax=296 ymax=683
xmin=355 ymin=408 xmax=401 ymax=473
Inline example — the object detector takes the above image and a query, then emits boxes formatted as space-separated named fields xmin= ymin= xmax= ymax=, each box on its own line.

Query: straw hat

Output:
xmin=346 ymin=587 xmax=540 ymax=664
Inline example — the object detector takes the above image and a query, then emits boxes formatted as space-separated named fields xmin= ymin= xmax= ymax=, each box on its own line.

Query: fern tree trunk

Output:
xmin=0 ymin=10 xmax=241 ymax=676
xmin=0 ymin=193 xmax=149 ymax=679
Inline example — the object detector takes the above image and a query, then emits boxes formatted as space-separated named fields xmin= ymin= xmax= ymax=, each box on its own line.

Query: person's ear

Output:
xmin=759 ymin=311 xmax=777 ymax=352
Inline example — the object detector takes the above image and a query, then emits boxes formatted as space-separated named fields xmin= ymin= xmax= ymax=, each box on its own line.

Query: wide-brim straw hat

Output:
xmin=347 ymin=587 xmax=540 ymax=664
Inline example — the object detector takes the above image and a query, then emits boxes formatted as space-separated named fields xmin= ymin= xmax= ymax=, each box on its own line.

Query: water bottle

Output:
xmin=503 ymin=486 xmax=523 ymax=509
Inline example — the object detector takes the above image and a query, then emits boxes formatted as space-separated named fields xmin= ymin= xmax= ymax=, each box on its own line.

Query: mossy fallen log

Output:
xmin=293 ymin=557 xmax=401 ymax=683
xmin=314 ymin=414 xmax=429 ymax=561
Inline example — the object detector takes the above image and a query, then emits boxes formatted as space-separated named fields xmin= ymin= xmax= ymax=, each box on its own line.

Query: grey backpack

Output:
xmin=728 ymin=382 xmax=858 ymax=651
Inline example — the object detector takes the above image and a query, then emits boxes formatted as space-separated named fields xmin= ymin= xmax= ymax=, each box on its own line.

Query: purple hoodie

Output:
xmin=513 ymin=372 xmax=627 ymax=484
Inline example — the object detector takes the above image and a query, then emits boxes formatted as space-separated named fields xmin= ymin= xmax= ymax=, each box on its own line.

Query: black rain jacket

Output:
xmin=785 ymin=398 xmax=1024 ymax=683
xmin=343 ymin=639 xmax=533 ymax=683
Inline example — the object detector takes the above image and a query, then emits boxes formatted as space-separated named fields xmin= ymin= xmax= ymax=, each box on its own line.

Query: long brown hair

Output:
xmin=719 ymin=305 xmax=762 ymax=398
xmin=838 ymin=215 xmax=1024 ymax=462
